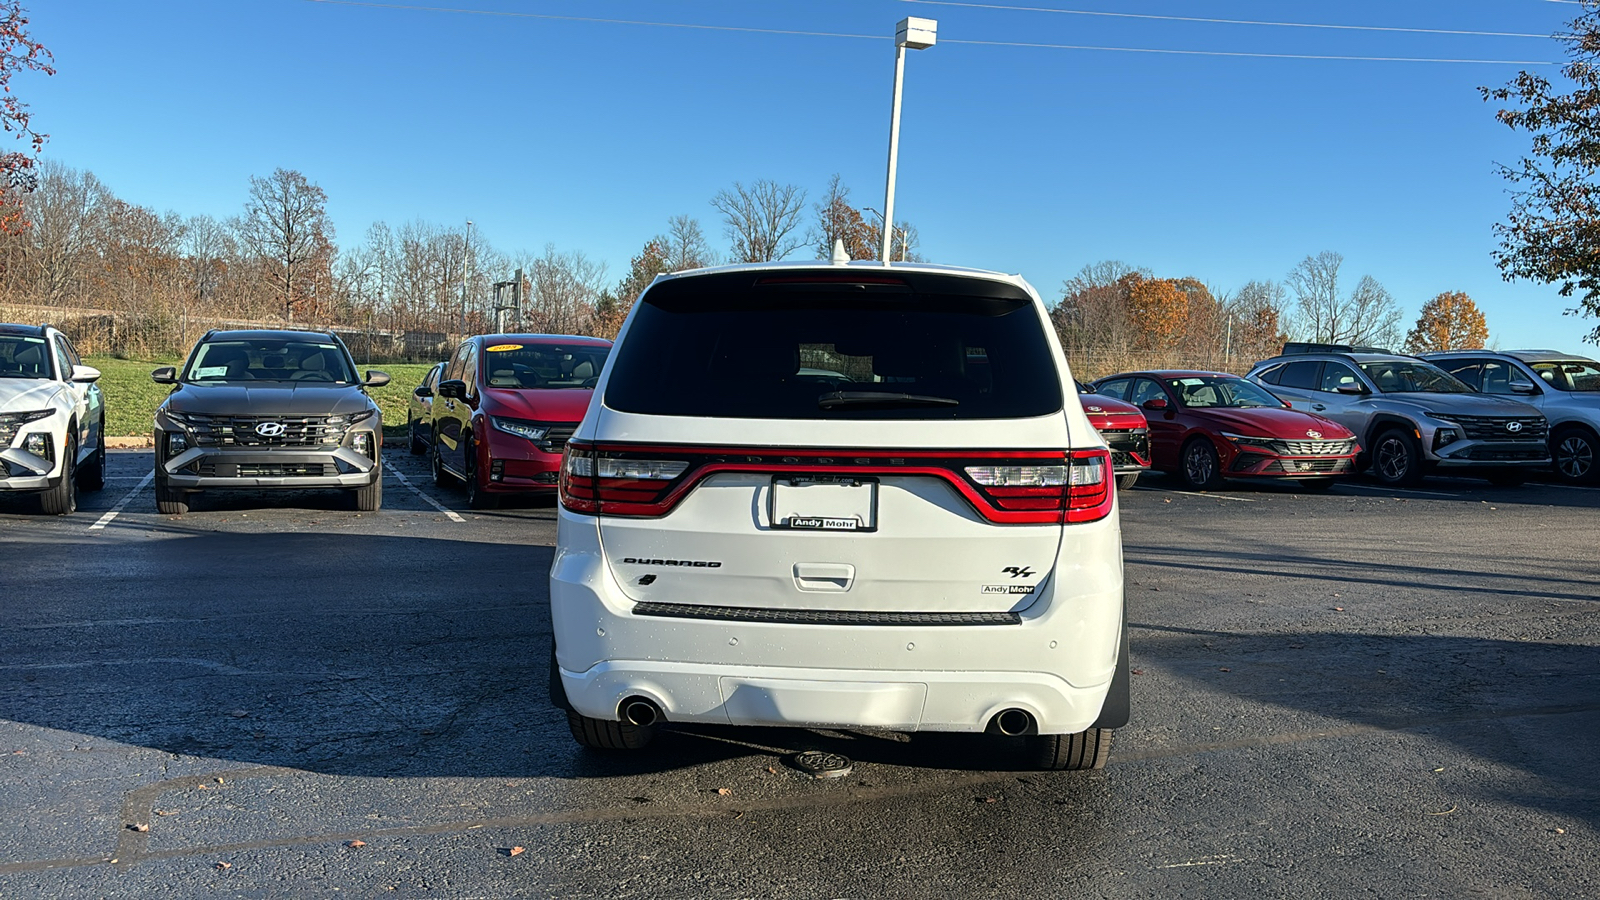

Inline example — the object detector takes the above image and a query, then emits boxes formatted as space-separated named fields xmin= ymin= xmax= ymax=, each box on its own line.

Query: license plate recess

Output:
xmin=769 ymin=476 xmax=878 ymax=532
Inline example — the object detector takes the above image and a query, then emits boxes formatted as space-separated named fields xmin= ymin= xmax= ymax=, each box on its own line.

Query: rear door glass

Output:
xmin=1277 ymin=360 xmax=1322 ymax=390
xmin=605 ymin=277 xmax=1062 ymax=420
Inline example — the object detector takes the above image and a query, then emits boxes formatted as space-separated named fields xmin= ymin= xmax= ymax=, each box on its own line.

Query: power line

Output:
xmin=901 ymin=0 xmax=1555 ymax=40
xmin=300 ymin=0 xmax=1556 ymax=65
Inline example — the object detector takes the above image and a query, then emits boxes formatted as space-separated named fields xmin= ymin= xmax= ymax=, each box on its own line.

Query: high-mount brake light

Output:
xmin=753 ymin=273 xmax=909 ymax=286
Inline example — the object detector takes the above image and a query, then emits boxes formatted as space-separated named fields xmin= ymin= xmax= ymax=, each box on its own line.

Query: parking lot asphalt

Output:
xmin=1 ymin=449 xmax=1596 ymax=899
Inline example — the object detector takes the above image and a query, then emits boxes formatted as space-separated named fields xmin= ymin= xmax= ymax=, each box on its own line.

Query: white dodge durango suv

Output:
xmin=549 ymin=261 xmax=1128 ymax=770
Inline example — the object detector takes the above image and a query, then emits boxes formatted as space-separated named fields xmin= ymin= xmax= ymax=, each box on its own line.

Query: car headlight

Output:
xmin=491 ymin=417 xmax=550 ymax=442
xmin=1221 ymin=432 xmax=1275 ymax=445
xmin=0 ymin=408 xmax=55 ymax=426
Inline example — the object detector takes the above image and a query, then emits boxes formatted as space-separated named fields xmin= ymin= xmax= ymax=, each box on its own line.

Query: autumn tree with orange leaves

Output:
xmin=0 ymin=3 xmax=53 ymax=237
xmin=1122 ymin=273 xmax=1190 ymax=350
xmin=1404 ymin=291 xmax=1490 ymax=353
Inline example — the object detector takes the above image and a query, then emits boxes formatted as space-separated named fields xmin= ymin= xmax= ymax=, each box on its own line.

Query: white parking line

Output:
xmin=88 ymin=471 xmax=154 ymax=531
xmin=1335 ymin=483 xmax=1462 ymax=499
xmin=384 ymin=461 xmax=465 ymax=523
xmin=1154 ymin=489 xmax=1257 ymax=502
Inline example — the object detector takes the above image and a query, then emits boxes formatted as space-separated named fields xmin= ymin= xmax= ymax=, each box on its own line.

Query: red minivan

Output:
xmin=430 ymin=334 xmax=612 ymax=508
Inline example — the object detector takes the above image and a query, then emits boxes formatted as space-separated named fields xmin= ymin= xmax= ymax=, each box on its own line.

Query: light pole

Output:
xmin=881 ymin=16 xmax=936 ymax=264
xmin=459 ymin=219 xmax=473 ymax=337
xmin=864 ymin=206 xmax=903 ymax=262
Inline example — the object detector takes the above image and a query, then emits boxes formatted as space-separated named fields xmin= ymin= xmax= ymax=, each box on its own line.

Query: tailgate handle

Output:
xmin=793 ymin=563 xmax=855 ymax=593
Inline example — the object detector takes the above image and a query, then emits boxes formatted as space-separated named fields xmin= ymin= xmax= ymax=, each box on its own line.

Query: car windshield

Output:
xmin=1529 ymin=360 xmax=1600 ymax=392
xmin=1358 ymin=360 xmax=1472 ymax=393
xmin=184 ymin=340 xmax=357 ymax=384
xmin=0 ymin=335 xmax=51 ymax=378
xmin=605 ymin=278 xmax=1063 ymax=420
xmin=482 ymin=343 xmax=609 ymax=390
xmin=1166 ymin=376 xmax=1283 ymax=409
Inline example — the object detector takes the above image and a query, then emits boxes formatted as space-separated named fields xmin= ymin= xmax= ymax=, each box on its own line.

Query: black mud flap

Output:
xmin=1090 ymin=610 xmax=1131 ymax=729
xmin=548 ymin=642 xmax=575 ymax=712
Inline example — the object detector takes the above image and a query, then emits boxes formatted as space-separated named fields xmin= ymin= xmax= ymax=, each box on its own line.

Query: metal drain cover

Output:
xmin=792 ymin=750 xmax=853 ymax=779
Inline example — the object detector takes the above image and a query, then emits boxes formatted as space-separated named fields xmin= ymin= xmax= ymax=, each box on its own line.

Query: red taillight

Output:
xmin=560 ymin=444 xmax=1114 ymax=524
xmin=1064 ymin=449 xmax=1113 ymax=523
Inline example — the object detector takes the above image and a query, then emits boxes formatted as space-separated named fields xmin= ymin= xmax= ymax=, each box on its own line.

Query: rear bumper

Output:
xmin=550 ymin=506 xmax=1125 ymax=735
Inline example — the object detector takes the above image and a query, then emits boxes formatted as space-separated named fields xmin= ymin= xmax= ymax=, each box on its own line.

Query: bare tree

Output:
xmin=1286 ymin=252 xmax=1402 ymax=348
xmin=21 ymin=159 xmax=108 ymax=302
xmin=663 ymin=214 xmax=714 ymax=271
xmin=527 ymin=244 xmax=606 ymax=335
xmin=812 ymin=174 xmax=875 ymax=260
xmin=710 ymin=179 xmax=807 ymax=263
xmin=1229 ymin=280 xmax=1290 ymax=363
xmin=234 ymin=168 xmax=333 ymax=321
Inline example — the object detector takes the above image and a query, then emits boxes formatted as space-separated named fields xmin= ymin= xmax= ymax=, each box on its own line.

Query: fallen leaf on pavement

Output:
xmin=716 ymin=787 xmax=732 ymax=796
xmin=229 ymin=710 xmax=249 ymax=718
xmin=127 ymin=823 xmax=149 ymax=833
xmin=346 ymin=840 xmax=366 ymax=849
xmin=509 ymin=846 xmax=525 ymax=857
xmin=765 ymin=766 xmax=778 ymax=775
xmin=1218 ymin=667 xmax=1230 ymax=672
xmin=1425 ymin=805 xmax=1457 ymax=816
xmin=155 ymin=809 xmax=177 ymax=816
xmin=215 ymin=861 xmax=232 ymax=871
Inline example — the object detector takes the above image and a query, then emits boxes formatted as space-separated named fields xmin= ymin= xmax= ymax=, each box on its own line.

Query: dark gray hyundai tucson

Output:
xmin=152 ymin=329 xmax=390 ymax=514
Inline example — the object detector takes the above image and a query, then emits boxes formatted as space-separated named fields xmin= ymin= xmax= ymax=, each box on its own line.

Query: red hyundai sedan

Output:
xmin=1077 ymin=381 xmax=1151 ymax=489
xmin=430 ymin=334 xmax=612 ymax=508
xmin=1092 ymin=370 xmax=1359 ymax=490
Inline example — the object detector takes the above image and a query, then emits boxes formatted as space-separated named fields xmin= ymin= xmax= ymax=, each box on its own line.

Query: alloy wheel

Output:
xmin=1375 ymin=437 xmax=1410 ymax=483
xmin=1555 ymin=433 xmax=1594 ymax=481
xmin=1184 ymin=443 xmax=1215 ymax=487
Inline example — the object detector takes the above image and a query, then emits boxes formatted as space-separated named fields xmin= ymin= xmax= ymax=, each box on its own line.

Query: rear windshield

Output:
xmin=605 ymin=280 xmax=1063 ymax=420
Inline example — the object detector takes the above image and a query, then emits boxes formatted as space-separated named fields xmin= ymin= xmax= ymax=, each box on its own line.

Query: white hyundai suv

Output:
xmin=549 ymin=261 xmax=1128 ymax=770
xmin=0 ymin=323 xmax=106 ymax=514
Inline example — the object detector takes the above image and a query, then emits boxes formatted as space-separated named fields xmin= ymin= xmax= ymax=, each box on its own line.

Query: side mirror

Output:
xmin=1335 ymin=383 xmax=1367 ymax=395
xmin=364 ymin=370 xmax=392 ymax=388
xmin=1141 ymin=397 xmax=1169 ymax=411
xmin=151 ymin=366 xmax=178 ymax=385
xmin=413 ymin=385 xmax=434 ymax=399
xmin=71 ymin=364 xmax=102 ymax=384
xmin=436 ymin=379 xmax=467 ymax=400
xmin=1510 ymin=382 xmax=1538 ymax=394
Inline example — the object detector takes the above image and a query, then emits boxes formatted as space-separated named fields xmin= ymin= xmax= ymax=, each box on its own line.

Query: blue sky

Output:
xmin=27 ymin=0 xmax=1595 ymax=350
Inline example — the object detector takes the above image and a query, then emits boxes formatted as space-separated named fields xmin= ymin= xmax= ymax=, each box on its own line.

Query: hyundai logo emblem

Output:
xmin=255 ymin=422 xmax=288 ymax=437
xmin=1305 ymin=429 xmax=1323 ymax=439
xmin=1506 ymin=421 xmax=1524 ymax=433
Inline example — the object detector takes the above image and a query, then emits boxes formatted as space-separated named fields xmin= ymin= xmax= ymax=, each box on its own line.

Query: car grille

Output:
xmin=194 ymin=461 xmax=340 ymax=478
xmin=1261 ymin=457 xmax=1354 ymax=474
xmin=537 ymin=423 xmax=578 ymax=454
xmin=1261 ymin=439 xmax=1357 ymax=456
xmin=1098 ymin=428 xmax=1150 ymax=468
xmin=179 ymin=414 xmax=349 ymax=448
xmin=1445 ymin=415 xmax=1547 ymax=442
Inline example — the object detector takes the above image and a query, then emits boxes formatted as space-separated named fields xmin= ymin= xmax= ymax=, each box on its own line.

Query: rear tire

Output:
xmin=1551 ymin=425 xmax=1598 ymax=484
xmin=154 ymin=472 xmax=189 ymax=515
xmin=38 ymin=435 xmax=77 ymax=515
xmin=566 ymin=710 xmax=654 ymax=750
xmin=1030 ymin=728 xmax=1113 ymax=771
xmin=1370 ymin=427 xmax=1422 ymax=487
xmin=431 ymin=436 xmax=453 ymax=487
xmin=352 ymin=455 xmax=383 ymax=511
xmin=1179 ymin=438 xmax=1225 ymax=490
xmin=408 ymin=417 xmax=426 ymax=455
xmin=1117 ymin=472 xmax=1141 ymax=490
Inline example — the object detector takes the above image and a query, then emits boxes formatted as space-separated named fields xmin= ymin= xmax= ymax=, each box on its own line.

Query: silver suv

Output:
xmin=1248 ymin=347 xmax=1548 ymax=486
xmin=1422 ymin=350 xmax=1600 ymax=484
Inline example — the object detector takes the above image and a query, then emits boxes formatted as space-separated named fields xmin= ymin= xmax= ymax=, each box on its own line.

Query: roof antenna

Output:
xmin=830 ymin=238 xmax=850 ymax=266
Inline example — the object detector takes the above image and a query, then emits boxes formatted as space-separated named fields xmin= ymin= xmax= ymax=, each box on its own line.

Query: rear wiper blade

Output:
xmin=817 ymin=390 xmax=959 ymax=409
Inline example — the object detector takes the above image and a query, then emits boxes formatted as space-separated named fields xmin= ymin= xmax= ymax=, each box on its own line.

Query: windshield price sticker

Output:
xmin=485 ymin=344 xmax=524 ymax=352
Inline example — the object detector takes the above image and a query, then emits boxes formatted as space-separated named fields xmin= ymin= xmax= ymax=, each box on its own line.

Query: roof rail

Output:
xmin=1281 ymin=341 xmax=1391 ymax=356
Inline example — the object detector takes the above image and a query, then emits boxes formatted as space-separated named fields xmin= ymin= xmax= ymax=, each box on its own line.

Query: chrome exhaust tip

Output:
xmin=992 ymin=708 xmax=1035 ymax=736
xmin=621 ymin=697 xmax=661 ymax=728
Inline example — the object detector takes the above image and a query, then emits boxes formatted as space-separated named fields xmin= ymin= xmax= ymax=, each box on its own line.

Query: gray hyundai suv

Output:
xmin=1421 ymin=349 xmax=1600 ymax=484
xmin=1248 ymin=345 xmax=1548 ymax=486
xmin=152 ymin=329 xmax=390 ymax=514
